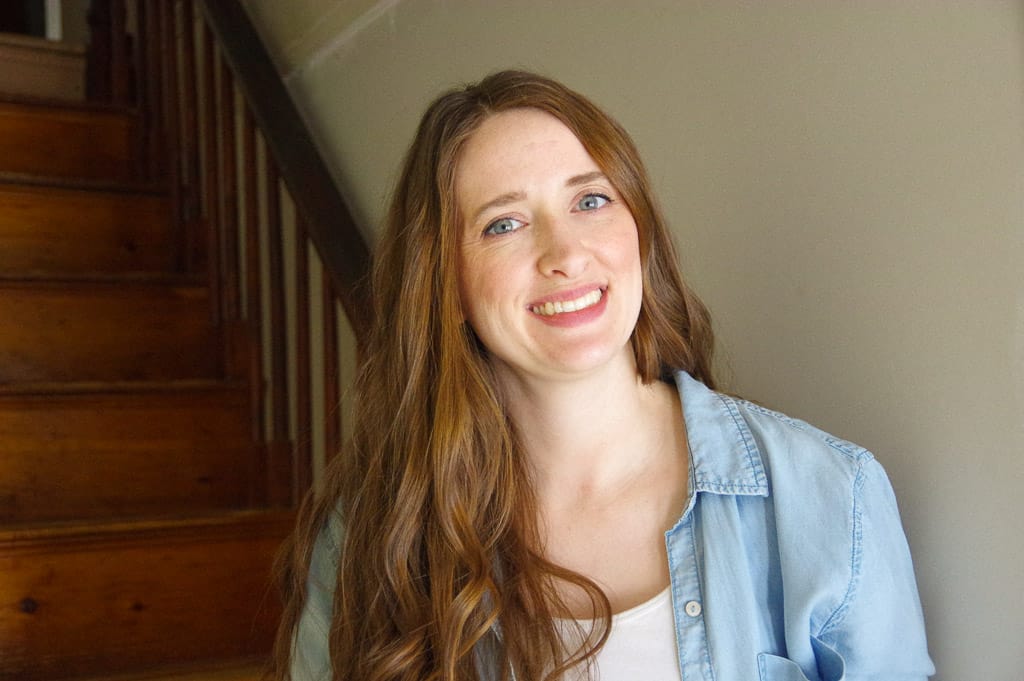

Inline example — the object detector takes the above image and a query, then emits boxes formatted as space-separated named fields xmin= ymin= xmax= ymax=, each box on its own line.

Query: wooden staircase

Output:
xmin=0 ymin=94 xmax=288 ymax=680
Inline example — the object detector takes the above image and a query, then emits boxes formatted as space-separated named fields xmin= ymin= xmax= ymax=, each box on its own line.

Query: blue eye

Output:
xmin=577 ymin=193 xmax=610 ymax=211
xmin=484 ymin=217 xmax=524 ymax=236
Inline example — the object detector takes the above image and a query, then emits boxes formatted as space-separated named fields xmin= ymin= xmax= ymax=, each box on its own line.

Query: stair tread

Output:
xmin=1 ymin=513 xmax=289 ymax=680
xmin=0 ymin=33 xmax=87 ymax=103
xmin=0 ymin=508 xmax=295 ymax=544
xmin=0 ymin=271 xmax=205 ymax=286
xmin=80 ymin=658 xmax=265 ymax=681
xmin=0 ymin=103 xmax=139 ymax=182
xmin=0 ymin=378 xmax=247 ymax=397
xmin=0 ymin=89 xmax=130 ymax=114
xmin=0 ymin=169 xmax=164 ymax=195
xmin=0 ymin=96 xmax=137 ymax=125
xmin=0 ymin=279 xmax=221 ymax=382
xmin=0 ymin=180 xmax=177 ymax=276
xmin=0 ymin=31 xmax=86 ymax=53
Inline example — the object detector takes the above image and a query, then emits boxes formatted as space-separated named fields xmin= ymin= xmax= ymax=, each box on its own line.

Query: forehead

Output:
xmin=468 ymin=105 xmax=573 ymax=144
xmin=454 ymin=109 xmax=599 ymax=205
xmin=459 ymin=108 xmax=589 ymax=168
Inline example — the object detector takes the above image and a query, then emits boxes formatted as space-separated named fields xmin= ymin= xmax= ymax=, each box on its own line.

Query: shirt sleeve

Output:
xmin=289 ymin=515 xmax=342 ymax=681
xmin=818 ymin=458 xmax=935 ymax=680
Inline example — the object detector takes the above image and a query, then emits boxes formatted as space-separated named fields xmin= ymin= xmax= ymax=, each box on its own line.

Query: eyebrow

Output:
xmin=566 ymin=171 xmax=608 ymax=188
xmin=468 ymin=172 xmax=610 ymax=225
xmin=470 ymin=191 xmax=526 ymax=225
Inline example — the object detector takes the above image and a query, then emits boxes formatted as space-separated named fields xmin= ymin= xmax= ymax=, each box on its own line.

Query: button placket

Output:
xmin=666 ymin=513 xmax=713 ymax=680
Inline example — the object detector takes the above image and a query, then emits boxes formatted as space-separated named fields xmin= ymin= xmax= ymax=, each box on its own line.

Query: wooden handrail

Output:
xmin=199 ymin=0 xmax=372 ymax=341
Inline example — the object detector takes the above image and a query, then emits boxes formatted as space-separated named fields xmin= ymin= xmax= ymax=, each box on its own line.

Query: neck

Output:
xmin=494 ymin=354 xmax=680 ymax=499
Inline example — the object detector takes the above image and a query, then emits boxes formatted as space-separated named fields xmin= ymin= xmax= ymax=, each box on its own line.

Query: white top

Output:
xmin=561 ymin=587 xmax=682 ymax=681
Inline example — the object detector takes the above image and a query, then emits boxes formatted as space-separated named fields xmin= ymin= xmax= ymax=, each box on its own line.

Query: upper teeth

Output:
xmin=531 ymin=289 xmax=603 ymax=316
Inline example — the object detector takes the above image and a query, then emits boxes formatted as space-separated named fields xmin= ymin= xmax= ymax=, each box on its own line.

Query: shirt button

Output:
xmin=684 ymin=600 xmax=702 ymax=617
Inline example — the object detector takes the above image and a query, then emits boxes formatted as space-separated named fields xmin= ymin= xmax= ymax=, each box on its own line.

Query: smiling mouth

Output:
xmin=530 ymin=289 xmax=604 ymax=316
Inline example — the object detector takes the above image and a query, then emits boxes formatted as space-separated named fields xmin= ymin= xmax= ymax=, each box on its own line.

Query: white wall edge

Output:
xmin=45 ymin=0 xmax=63 ymax=41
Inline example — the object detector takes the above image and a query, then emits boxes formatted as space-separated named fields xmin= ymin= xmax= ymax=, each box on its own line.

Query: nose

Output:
xmin=536 ymin=217 xmax=588 ymax=279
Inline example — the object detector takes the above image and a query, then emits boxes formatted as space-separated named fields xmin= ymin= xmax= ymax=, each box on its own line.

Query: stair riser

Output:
xmin=0 ymin=284 xmax=220 ymax=382
xmin=0 ymin=36 xmax=86 ymax=101
xmin=0 ymin=102 xmax=137 ymax=181
xmin=0 ymin=184 xmax=175 ymax=275
xmin=0 ymin=518 xmax=289 ymax=680
xmin=0 ymin=390 xmax=257 ymax=523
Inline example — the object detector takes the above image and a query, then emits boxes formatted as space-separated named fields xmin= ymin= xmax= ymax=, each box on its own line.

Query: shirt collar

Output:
xmin=675 ymin=371 xmax=769 ymax=497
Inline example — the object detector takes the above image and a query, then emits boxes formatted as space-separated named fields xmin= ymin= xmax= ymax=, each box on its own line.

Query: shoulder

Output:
xmin=733 ymin=396 xmax=874 ymax=474
xmin=712 ymin=391 xmax=911 ymax=620
xmin=730 ymin=394 xmax=891 ymax=521
xmin=727 ymin=398 xmax=929 ymax=669
xmin=309 ymin=506 xmax=345 ymax=598
xmin=291 ymin=507 xmax=345 ymax=681
xmin=675 ymin=371 xmax=879 ymax=501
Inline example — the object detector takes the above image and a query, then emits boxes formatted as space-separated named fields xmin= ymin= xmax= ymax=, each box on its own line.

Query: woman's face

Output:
xmin=455 ymin=108 xmax=643 ymax=385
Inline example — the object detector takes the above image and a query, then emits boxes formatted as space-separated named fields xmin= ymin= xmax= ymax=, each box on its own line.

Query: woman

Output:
xmin=274 ymin=70 xmax=933 ymax=681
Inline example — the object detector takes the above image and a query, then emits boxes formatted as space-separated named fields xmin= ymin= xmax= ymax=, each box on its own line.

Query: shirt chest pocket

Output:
xmin=757 ymin=637 xmax=846 ymax=681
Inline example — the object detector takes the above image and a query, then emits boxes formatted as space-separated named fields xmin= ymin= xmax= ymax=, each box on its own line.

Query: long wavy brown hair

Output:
xmin=270 ymin=70 xmax=715 ymax=681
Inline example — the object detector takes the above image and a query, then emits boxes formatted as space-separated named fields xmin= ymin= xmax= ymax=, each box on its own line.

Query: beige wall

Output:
xmin=241 ymin=1 xmax=1024 ymax=678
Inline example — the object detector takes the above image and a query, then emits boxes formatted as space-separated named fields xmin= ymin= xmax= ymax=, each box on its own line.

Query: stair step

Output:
xmin=0 ymin=169 xmax=163 ymax=194
xmin=0 ymin=33 xmax=86 ymax=101
xmin=0 ymin=99 xmax=138 ymax=182
xmin=81 ymin=658 xmax=265 ymax=681
xmin=0 ymin=510 xmax=293 ymax=681
xmin=0 ymin=381 xmax=256 ymax=523
xmin=0 ymin=279 xmax=220 ymax=383
xmin=6 ymin=271 xmax=205 ymax=285
xmin=0 ymin=181 xmax=175 ymax=275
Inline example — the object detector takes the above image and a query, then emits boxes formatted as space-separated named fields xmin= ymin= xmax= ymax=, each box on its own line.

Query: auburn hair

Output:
xmin=270 ymin=70 xmax=715 ymax=681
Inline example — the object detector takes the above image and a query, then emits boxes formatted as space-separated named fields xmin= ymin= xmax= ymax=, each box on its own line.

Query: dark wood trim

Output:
xmin=322 ymin=275 xmax=340 ymax=464
xmin=198 ymin=0 xmax=372 ymax=343
xmin=218 ymin=57 xmax=240 ymax=321
xmin=128 ymin=1 xmax=147 ymax=179
xmin=86 ymin=0 xmax=113 ymax=102
xmin=109 ymin=0 xmax=129 ymax=104
xmin=294 ymin=214 xmax=313 ymax=497
xmin=201 ymin=22 xmax=221 ymax=325
xmin=163 ymin=0 xmax=184 ymax=272
xmin=242 ymin=109 xmax=267 ymax=505
xmin=144 ymin=1 xmax=164 ymax=178
xmin=265 ymin=157 xmax=288 ymax=444
xmin=180 ymin=0 xmax=204 ymax=271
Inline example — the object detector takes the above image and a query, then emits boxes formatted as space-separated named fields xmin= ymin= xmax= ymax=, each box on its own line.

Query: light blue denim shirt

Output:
xmin=292 ymin=371 xmax=934 ymax=680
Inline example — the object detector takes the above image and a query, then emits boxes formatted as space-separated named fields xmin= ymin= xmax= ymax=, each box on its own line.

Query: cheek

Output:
xmin=609 ymin=221 xmax=642 ymax=272
xmin=457 ymin=259 xmax=480 ymax=312
xmin=457 ymin=254 xmax=502 ymax=324
xmin=456 ymin=257 xmax=471 ymax=312
xmin=459 ymin=243 xmax=526 ymax=306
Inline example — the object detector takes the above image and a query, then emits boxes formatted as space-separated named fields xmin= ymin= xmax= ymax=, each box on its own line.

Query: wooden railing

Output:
xmin=86 ymin=0 xmax=372 ymax=505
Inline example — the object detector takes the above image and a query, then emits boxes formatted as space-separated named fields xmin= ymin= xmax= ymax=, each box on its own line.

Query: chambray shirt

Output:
xmin=292 ymin=371 xmax=934 ymax=680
